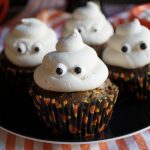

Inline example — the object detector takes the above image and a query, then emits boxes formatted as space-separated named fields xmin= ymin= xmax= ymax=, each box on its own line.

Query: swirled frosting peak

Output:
xmin=12 ymin=18 xmax=48 ymax=38
xmin=116 ymin=19 xmax=141 ymax=36
xmin=102 ymin=19 xmax=150 ymax=69
xmin=5 ymin=18 xmax=57 ymax=67
xmin=34 ymin=30 xmax=108 ymax=92
xmin=56 ymin=29 xmax=84 ymax=52
xmin=63 ymin=2 xmax=113 ymax=45
xmin=73 ymin=2 xmax=104 ymax=20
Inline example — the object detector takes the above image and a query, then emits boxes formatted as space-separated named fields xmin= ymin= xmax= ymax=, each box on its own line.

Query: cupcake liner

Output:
xmin=30 ymin=80 xmax=118 ymax=140
xmin=109 ymin=64 xmax=150 ymax=101
xmin=0 ymin=52 xmax=35 ymax=93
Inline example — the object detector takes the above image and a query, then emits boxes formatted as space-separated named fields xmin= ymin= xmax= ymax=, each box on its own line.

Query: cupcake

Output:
xmin=30 ymin=29 xmax=118 ymax=139
xmin=62 ymin=2 xmax=114 ymax=56
xmin=102 ymin=19 xmax=150 ymax=101
xmin=0 ymin=18 xmax=57 ymax=92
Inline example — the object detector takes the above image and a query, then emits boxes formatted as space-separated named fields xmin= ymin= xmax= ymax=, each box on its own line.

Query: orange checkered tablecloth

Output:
xmin=0 ymin=2 xmax=150 ymax=149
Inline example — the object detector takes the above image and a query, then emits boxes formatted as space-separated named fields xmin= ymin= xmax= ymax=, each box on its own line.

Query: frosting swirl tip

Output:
xmin=56 ymin=29 xmax=84 ymax=52
xmin=116 ymin=19 xmax=141 ymax=36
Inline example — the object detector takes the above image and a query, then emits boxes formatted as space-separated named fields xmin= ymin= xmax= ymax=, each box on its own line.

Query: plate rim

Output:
xmin=0 ymin=125 xmax=150 ymax=144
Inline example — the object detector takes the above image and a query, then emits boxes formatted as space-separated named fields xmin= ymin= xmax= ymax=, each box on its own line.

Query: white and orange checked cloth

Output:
xmin=0 ymin=3 xmax=150 ymax=150
xmin=0 ymin=127 xmax=150 ymax=150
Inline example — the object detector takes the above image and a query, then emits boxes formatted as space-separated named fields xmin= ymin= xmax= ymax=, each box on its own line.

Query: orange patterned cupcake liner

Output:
xmin=109 ymin=64 xmax=150 ymax=101
xmin=30 ymin=91 xmax=118 ymax=140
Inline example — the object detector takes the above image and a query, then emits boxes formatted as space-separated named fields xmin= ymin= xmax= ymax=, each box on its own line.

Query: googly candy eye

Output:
xmin=55 ymin=63 xmax=67 ymax=77
xmin=17 ymin=43 xmax=26 ymax=54
xmin=32 ymin=43 xmax=42 ymax=53
xmin=73 ymin=65 xmax=86 ymax=78
xmin=139 ymin=42 xmax=147 ymax=50
xmin=121 ymin=44 xmax=131 ymax=53
xmin=77 ymin=26 xmax=84 ymax=33
xmin=74 ymin=66 xmax=82 ymax=74
xmin=93 ymin=28 xmax=98 ymax=32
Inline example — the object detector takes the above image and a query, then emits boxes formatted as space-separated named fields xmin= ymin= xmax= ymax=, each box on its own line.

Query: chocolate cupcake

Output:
xmin=30 ymin=29 xmax=118 ymax=140
xmin=62 ymin=2 xmax=114 ymax=57
xmin=0 ymin=18 xmax=57 ymax=93
xmin=102 ymin=19 xmax=150 ymax=102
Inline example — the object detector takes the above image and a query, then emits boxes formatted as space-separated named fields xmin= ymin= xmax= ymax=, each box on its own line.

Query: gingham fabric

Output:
xmin=0 ymin=1 xmax=150 ymax=149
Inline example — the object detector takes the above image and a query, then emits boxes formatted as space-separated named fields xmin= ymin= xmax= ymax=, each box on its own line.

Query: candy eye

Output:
xmin=77 ymin=28 xmax=82 ymax=33
xmin=93 ymin=28 xmax=98 ymax=32
xmin=34 ymin=47 xmax=40 ymax=52
xmin=17 ymin=43 xmax=26 ymax=54
xmin=121 ymin=44 xmax=131 ymax=53
xmin=32 ymin=44 xmax=42 ymax=53
xmin=56 ymin=68 xmax=63 ymax=75
xmin=139 ymin=42 xmax=147 ymax=50
xmin=121 ymin=46 xmax=128 ymax=53
xmin=73 ymin=65 xmax=86 ymax=77
xmin=55 ymin=63 xmax=67 ymax=77
xmin=74 ymin=67 xmax=82 ymax=74
xmin=77 ymin=26 xmax=84 ymax=33
xmin=91 ymin=25 xmax=99 ymax=33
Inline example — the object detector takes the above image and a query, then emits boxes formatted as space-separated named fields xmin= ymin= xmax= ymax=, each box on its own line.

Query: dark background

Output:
xmin=1 ymin=0 xmax=150 ymax=24
xmin=8 ymin=0 xmax=150 ymax=13
xmin=66 ymin=0 xmax=149 ymax=12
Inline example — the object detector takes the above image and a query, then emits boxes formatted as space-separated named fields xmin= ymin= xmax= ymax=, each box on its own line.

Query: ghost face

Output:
xmin=34 ymin=48 xmax=108 ymax=92
xmin=109 ymin=31 xmax=150 ymax=54
xmin=5 ymin=35 xmax=55 ymax=67
xmin=103 ymin=30 xmax=150 ymax=69
xmin=65 ymin=19 xmax=113 ymax=45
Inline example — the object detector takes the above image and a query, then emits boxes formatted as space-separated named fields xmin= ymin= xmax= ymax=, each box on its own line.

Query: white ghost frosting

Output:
xmin=5 ymin=18 xmax=57 ymax=67
xmin=34 ymin=29 xmax=108 ymax=92
xmin=102 ymin=19 xmax=150 ymax=69
xmin=63 ymin=2 xmax=113 ymax=45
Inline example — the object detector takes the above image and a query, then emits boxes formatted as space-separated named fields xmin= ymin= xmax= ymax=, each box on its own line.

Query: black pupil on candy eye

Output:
xmin=56 ymin=68 xmax=63 ymax=75
xmin=35 ymin=47 xmax=40 ymax=52
xmin=93 ymin=29 xmax=97 ymax=32
xmin=74 ymin=67 xmax=82 ymax=74
xmin=78 ymin=29 xmax=81 ymax=33
xmin=121 ymin=46 xmax=128 ymax=53
xmin=140 ymin=43 xmax=147 ymax=50
xmin=17 ymin=47 xmax=22 ymax=53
